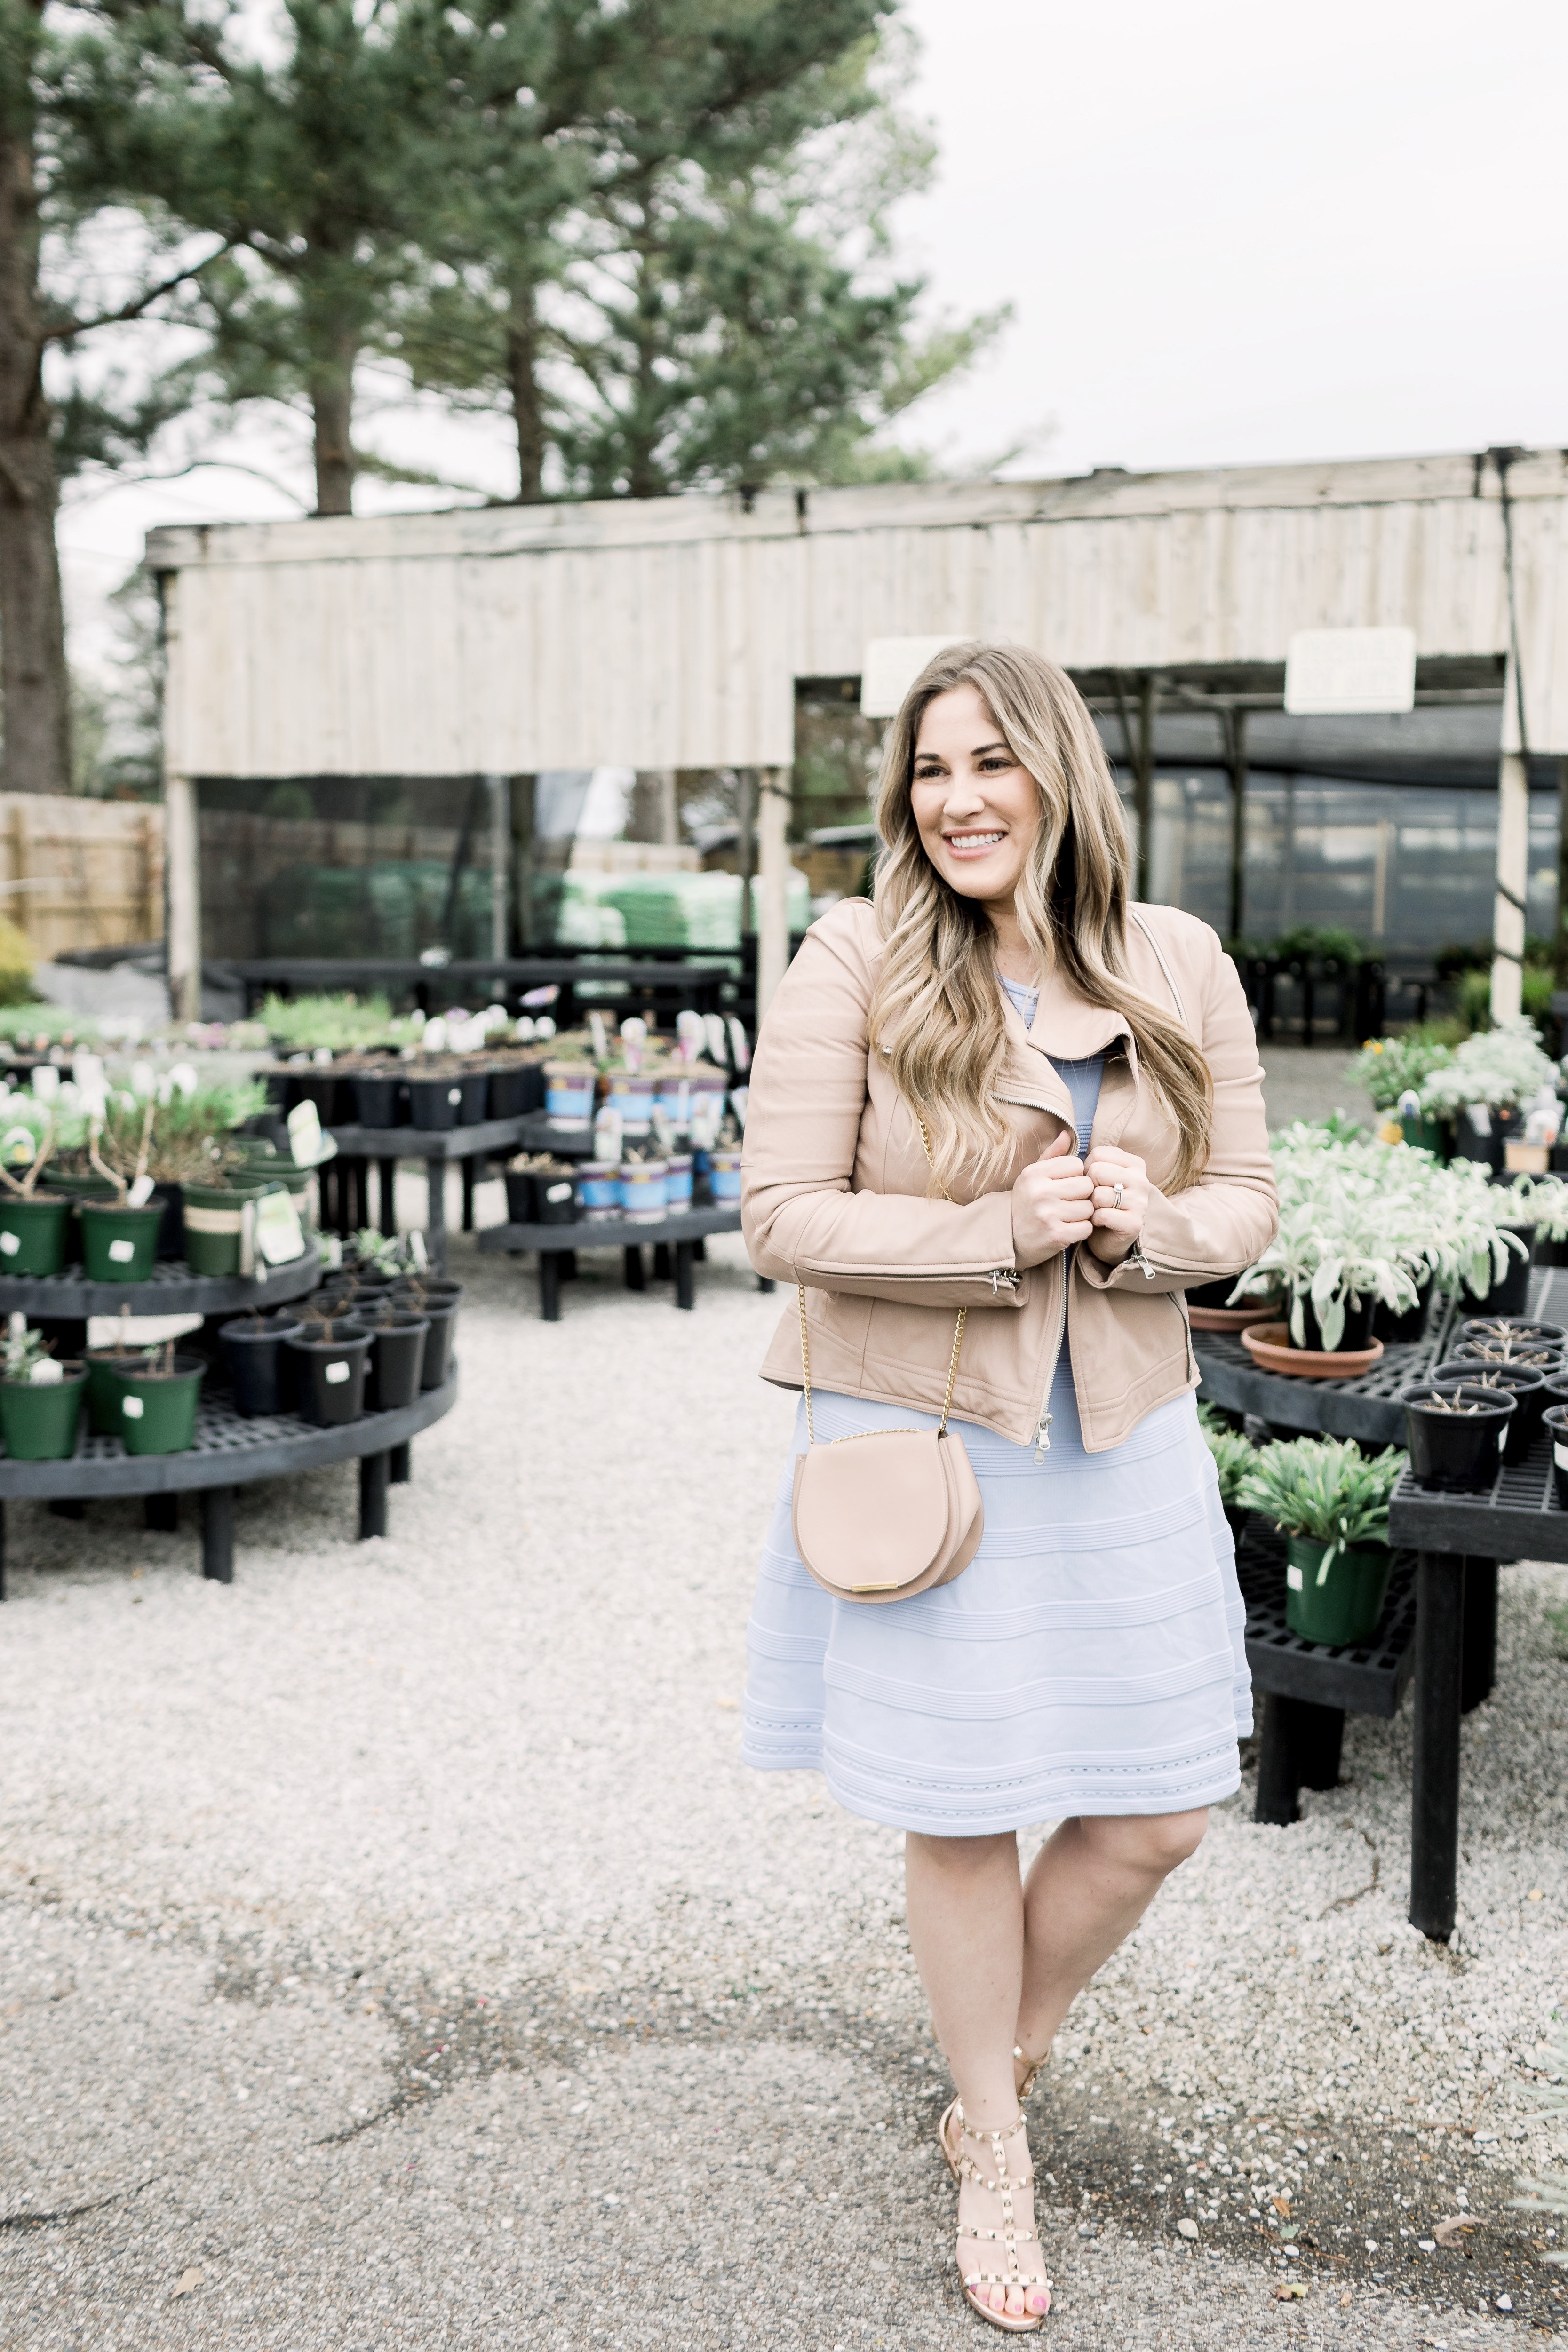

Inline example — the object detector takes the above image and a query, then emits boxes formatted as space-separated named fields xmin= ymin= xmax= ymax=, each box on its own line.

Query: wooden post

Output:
xmin=756 ymin=764 xmax=792 ymax=1025
xmin=510 ymin=774 xmax=535 ymax=952
xmin=1223 ymin=707 xmax=1247 ymax=943
xmin=736 ymin=768 xmax=757 ymax=938
xmin=655 ymin=768 xmax=679 ymax=846
xmin=1115 ymin=672 xmax=1158 ymax=902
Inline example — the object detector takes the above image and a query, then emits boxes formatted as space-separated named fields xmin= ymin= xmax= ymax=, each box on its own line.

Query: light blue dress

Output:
xmin=742 ymin=984 xmax=1251 ymax=1834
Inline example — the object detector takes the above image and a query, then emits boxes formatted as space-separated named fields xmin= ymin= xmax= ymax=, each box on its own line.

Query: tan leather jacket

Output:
xmin=741 ymin=896 xmax=1277 ymax=1454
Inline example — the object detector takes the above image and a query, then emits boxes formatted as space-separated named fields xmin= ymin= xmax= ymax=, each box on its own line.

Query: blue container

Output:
xmin=654 ymin=1075 xmax=692 ymax=1128
xmin=665 ymin=1153 xmax=693 ymax=1210
xmin=619 ymin=1160 xmax=669 ymax=1223
xmin=709 ymin=1150 xmax=742 ymax=1202
xmin=579 ymin=1160 xmax=620 ymax=1221
xmin=545 ymin=1064 xmax=596 ymax=1128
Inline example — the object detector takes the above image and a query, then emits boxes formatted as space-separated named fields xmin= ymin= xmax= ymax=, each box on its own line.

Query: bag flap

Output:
xmin=792 ymin=1431 xmax=948 ymax=1594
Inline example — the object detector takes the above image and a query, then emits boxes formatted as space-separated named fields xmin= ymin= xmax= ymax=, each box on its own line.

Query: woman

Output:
xmin=740 ymin=643 xmax=1276 ymax=2331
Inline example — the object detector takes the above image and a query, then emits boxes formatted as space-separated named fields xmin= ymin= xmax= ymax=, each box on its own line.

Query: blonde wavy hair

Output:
xmin=868 ymin=640 xmax=1213 ymax=1198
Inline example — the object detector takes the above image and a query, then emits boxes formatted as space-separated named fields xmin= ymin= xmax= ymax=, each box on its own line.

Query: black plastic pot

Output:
xmin=365 ymin=1312 xmax=429 ymax=1410
xmin=1544 ymin=1404 xmax=1568 ymax=1506
xmin=391 ymin=1276 xmax=462 ymax=1309
xmin=406 ymin=1072 xmax=465 ymax=1132
xmin=1447 ymin=1339 xmax=1565 ymax=1375
xmin=154 ymin=1182 xmax=185 ymax=1260
xmin=1185 ymin=1278 xmax=1242 ymax=1310
xmin=503 ymin=1169 xmax=535 ymax=1223
xmin=488 ymin=1063 xmax=541 ymax=1118
xmin=292 ymin=1068 xmax=350 ymax=1125
xmin=1401 ymin=1380 xmax=1515 ymax=1492
xmin=1458 ymin=1226 xmax=1535 ymax=1318
xmin=285 ymin=1321 xmax=371 ymax=1425
xmin=220 ymin=1313 xmax=304 ymax=1417
xmin=1459 ymin=1315 xmax=1567 ymax=1349
xmin=1536 ymin=1234 xmax=1568 ymax=1266
xmin=458 ymin=1069 xmax=490 ymax=1124
xmin=1292 ymin=1293 xmax=1377 ymax=1354
xmin=351 ymin=1070 xmax=406 ymax=1128
xmin=531 ymin=1169 xmax=578 ymax=1224
xmin=1431 ymin=1360 xmax=1545 ymax=1465
xmin=417 ymin=1297 xmax=459 ymax=1390
xmin=1372 ymin=1273 xmax=1433 ymax=1345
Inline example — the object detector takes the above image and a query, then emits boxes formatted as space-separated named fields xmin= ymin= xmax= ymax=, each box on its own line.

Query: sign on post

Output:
xmin=1283 ymin=627 xmax=1417 ymax=715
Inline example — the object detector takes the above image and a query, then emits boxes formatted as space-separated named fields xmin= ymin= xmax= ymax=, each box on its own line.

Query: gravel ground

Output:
xmin=2 ymin=1102 xmax=1565 ymax=2350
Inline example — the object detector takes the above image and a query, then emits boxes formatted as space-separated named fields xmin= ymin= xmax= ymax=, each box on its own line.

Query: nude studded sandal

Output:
xmin=940 ymin=2103 xmax=1051 ymax=2331
xmin=939 ymin=2045 xmax=1048 ymax=2169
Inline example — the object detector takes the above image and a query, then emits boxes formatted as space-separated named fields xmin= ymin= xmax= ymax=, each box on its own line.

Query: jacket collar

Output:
xmin=997 ymin=965 xmax=1136 ymax=1100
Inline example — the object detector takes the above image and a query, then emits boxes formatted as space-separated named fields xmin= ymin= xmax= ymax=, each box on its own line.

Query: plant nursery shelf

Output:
xmin=323 ymin=1116 xmax=535 ymax=1265
xmin=1195 ymin=1265 xmax=1568 ymax=1443
xmin=0 ymin=1368 xmax=457 ymax=1594
xmin=0 ymin=1244 xmax=323 ymax=1322
xmin=480 ymin=1205 xmax=747 ymax=1317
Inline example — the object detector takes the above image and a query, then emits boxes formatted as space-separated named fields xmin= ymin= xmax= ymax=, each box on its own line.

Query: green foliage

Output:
xmin=1237 ymin=1435 xmax=1404 ymax=1550
xmin=1458 ymin=961 xmax=1558 ymax=1034
xmin=0 ymin=1000 xmax=96 ymax=1045
xmin=261 ymin=993 xmax=403 ymax=1052
xmin=0 ymin=921 xmax=36 ymax=1009
xmin=1268 ymin=924 xmax=1365 ymax=969
xmin=1196 ymin=1405 xmax=1259 ymax=1507
xmin=1349 ymin=1027 xmax=1455 ymax=1112
xmin=1421 ymin=1016 xmax=1561 ymax=1115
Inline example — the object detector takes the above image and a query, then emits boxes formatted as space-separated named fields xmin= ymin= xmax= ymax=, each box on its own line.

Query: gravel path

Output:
xmin=1 ymin=1151 xmax=1564 ymax=2349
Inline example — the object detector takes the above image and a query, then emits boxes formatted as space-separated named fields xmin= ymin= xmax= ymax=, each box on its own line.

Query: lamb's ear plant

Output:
xmin=1196 ymin=1404 xmax=1262 ymax=1505
xmin=1236 ymin=1436 xmax=1405 ymax=1581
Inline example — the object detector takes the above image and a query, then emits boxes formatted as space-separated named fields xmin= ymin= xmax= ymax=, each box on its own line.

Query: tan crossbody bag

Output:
xmin=790 ymin=1118 xmax=985 ymax=1605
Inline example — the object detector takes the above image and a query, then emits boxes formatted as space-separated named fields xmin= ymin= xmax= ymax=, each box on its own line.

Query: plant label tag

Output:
xmin=0 ymin=1232 xmax=17 ymax=1255
xmin=1555 ymin=1442 xmax=1568 ymax=1471
xmin=108 ymin=1238 xmax=136 ymax=1263
xmin=1286 ymin=1562 xmax=1303 ymax=1589
xmin=255 ymin=1190 xmax=305 ymax=1267
xmin=122 ymin=1394 xmax=144 ymax=1418
xmin=324 ymin=1360 xmax=351 ymax=1384
xmin=127 ymin=1175 xmax=155 ymax=1207
xmin=447 ymin=1087 xmax=462 ymax=1106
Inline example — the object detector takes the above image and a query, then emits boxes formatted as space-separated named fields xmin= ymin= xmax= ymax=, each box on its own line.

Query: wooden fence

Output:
xmin=0 ymin=795 xmax=163 ymax=961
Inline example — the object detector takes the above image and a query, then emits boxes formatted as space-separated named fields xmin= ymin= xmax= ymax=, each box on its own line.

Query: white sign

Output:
xmin=860 ymin=637 xmax=969 ymax=718
xmin=1284 ymin=627 xmax=1417 ymax=715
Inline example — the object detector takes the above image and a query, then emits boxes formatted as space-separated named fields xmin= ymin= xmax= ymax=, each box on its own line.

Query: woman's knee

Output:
xmin=1083 ymin=1808 xmax=1208 ymax=1878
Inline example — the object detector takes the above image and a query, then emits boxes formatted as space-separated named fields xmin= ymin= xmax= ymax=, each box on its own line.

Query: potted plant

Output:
xmin=115 ymin=1341 xmax=206 ymax=1456
xmin=0 ymin=1097 xmax=73 ymax=1273
xmin=1348 ymin=1029 xmax=1455 ymax=1155
xmin=1506 ymin=1175 xmax=1568 ymax=1267
xmin=285 ymin=1316 xmax=372 ymax=1425
xmin=1420 ymin=1017 xmax=1562 ymax=1174
xmin=390 ymin=1275 xmax=460 ymax=1387
xmin=362 ymin=1309 xmax=429 ymax=1410
xmin=1197 ymin=1405 xmax=1259 ymax=1544
xmin=220 ymin=1309 xmax=306 ymax=1417
xmin=1237 ymin=1434 xmax=1405 ymax=1645
xmin=1543 ymin=1403 xmax=1568 ymax=1506
xmin=1243 ymin=1192 xmax=1420 ymax=1356
xmin=0 ymin=1321 xmax=86 ymax=1460
xmin=1432 ymin=1359 xmax=1546 ymax=1464
xmin=77 ymin=1098 xmax=165 ymax=1281
xmin=1401 ymin=1379 xmax=1515 ymax=1492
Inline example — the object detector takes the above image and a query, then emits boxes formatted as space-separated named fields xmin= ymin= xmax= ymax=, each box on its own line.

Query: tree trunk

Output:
xmin=506 ymin=267 xmax=545 ymax=502
xmin=308 ymin=325 xmax=357 ymax=515
xmin=0 ymin=24 xmax=72 ymax=796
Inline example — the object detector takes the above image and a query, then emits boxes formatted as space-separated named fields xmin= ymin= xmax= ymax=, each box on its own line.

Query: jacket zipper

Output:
xmin=1032 ymin=1258 xmax=1070 ymax=1460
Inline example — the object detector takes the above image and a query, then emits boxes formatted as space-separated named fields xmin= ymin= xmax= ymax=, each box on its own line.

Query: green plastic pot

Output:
xmin=180 ymin=1180 xmax=271 ymax=1277
xmin=80 ymin=1199 xmax=165 ymax=1283
xmin=1284 ymin=1534 xmax=1393 ymax=1646
xmin=116 ymin=1354 xmax=205 ymax=1455
xmin=52 ymin=1174 xmax=117 ymax=1265
xmin=84 ymin=1345 xmax=158 ymax=1435
xmin=0 ymin=1191 xmax=70 ymax=1276
xmin=0 ymin=1365 xmax=86 ymax=1460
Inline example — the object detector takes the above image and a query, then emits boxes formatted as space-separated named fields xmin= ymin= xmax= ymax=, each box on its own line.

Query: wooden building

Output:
xmin=147 ymin=447 xmax=1568 ymax=1022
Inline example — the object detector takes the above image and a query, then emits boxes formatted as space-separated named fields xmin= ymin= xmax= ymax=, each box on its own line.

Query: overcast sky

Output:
xmin=59 ymin=0 xmax=1568 ymax=668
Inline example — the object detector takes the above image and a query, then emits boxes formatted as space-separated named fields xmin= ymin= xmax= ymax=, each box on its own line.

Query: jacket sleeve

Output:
xmin=1076 ymin=927 xmax=1278 ymax=1296
xmin=740 ymin=913 xmax=1025 ymax=1308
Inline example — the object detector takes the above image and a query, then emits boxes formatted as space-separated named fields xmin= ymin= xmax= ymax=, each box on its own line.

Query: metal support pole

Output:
xmin=200 ymin=1486 xmax=235 ymax=1583
xmin=736 ymin=770 xmax=757 ymax=938
xmin=1223 ymin=707 xmax=1247 ymax=944
xmin=426 ymin=1156 xmax=446 ymax=1271
xmin=1411 ymin=1551 xmax=1465 ymax=1940
xmin=756 ymin=764 xmax=792 ymax=1025
xmin=165 ymin=772 xmax=202 ymax=1025
xmin=359 ymin=1450 xmax=389 ymax=1541
xmin=1460 ymin=1557 xmax=1498 ymax=1713
xmin=1491 ymin=653 xmax=1528 ymax=1024
xmin=487 ymin=772 xmax=508 ymax=964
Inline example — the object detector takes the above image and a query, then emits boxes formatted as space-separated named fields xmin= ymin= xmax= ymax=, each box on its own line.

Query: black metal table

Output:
xmin=324 ymin=1118 xmax=534 ymax=1265
xmin=479 ymin=1205 xmax=756 ymax=1317
xmin=0 ymin=1370 xmax=458 ymax=1595
xmin=1385 ymin=1428 xmax=1568 ymax=1941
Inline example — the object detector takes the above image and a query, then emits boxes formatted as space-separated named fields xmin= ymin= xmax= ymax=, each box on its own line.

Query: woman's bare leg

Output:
xmin=1013 ymin=1810 xmax=1209 ymax=2066
xmin=904 ymin=1831 xmax=1023 ymax=2132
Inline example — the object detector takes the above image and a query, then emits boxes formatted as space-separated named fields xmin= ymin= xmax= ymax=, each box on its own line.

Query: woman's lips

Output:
xmin=942 ymin=829 xmax=1006 ymax=859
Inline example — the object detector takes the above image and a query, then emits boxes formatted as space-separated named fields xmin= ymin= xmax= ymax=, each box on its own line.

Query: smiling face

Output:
xmin=909 ymin=683 xmax=1042 ymax=927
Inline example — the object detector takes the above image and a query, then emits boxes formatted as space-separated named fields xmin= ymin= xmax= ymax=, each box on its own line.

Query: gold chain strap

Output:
xmin=797 ymin=1106 xmax=967 ymax=1446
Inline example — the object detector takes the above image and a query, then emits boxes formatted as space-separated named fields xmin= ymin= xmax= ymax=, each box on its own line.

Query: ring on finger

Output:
xmin=1111 ymin=1182 xmax=1124 ymax=1210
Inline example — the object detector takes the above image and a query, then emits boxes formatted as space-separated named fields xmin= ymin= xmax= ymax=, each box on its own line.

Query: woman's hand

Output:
xmin=1083 ymin=1144 xmax=1150 ymax=1265
xmin=1010 ymin=1128 xmax=1095 ymax=1268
